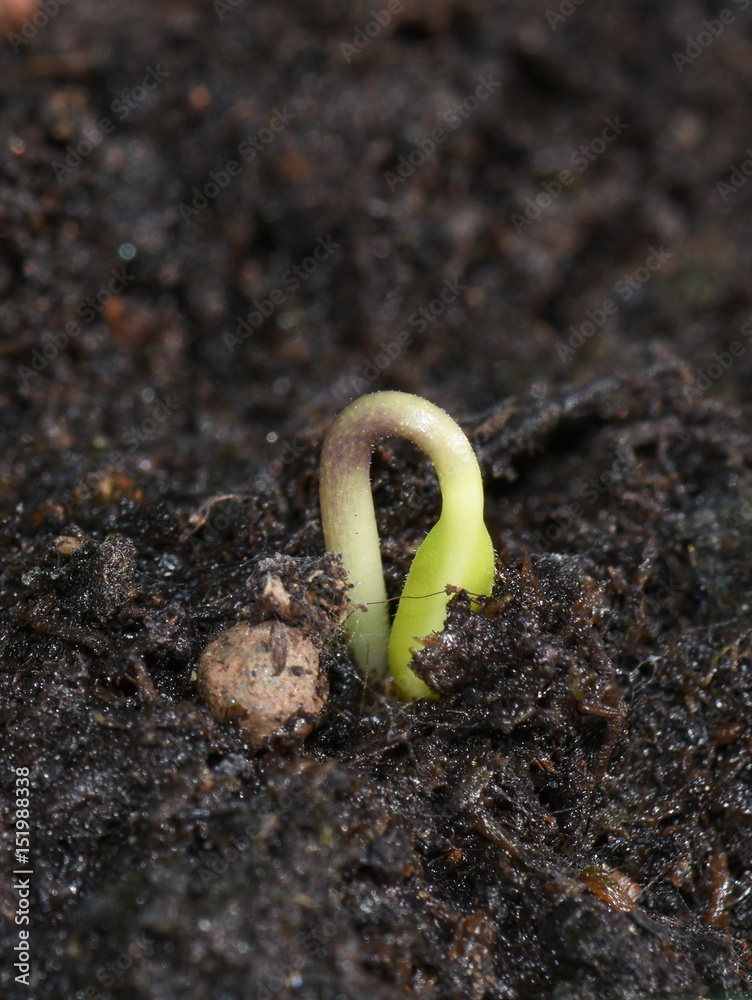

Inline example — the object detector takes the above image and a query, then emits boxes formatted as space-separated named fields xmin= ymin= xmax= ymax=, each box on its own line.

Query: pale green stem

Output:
xmin=320 ymin=391 xmax=494 ymax=698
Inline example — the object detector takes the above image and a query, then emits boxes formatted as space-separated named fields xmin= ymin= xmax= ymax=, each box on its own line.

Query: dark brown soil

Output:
xmin=1 ymin=2 xmax=751 ymax=999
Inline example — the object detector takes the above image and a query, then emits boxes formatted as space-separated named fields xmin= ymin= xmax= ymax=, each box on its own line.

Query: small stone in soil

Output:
xmin=195 ymin=620 xmax=327 ymax=748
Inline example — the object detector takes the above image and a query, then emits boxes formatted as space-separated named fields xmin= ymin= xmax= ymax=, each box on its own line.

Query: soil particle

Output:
xmin=196 ymin=620 xmax=328 ymax=747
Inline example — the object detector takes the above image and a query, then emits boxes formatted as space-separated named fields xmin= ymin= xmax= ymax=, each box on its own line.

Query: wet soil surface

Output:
xmin=1 ymin=2 xmax=751 ymax=998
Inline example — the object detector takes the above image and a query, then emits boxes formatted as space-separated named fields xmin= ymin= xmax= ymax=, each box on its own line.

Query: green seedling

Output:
xmin=319 ymin=390 xmax=495 ymax=700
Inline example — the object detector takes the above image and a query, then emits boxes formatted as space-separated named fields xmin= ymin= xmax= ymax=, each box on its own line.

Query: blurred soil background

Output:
xmin=1 ymin=1 xmax=752 ymax=998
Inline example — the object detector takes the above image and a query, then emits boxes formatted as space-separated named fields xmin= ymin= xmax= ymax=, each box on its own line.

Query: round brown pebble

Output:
xmin=195 ymin=621 xmax=327 ymax=747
